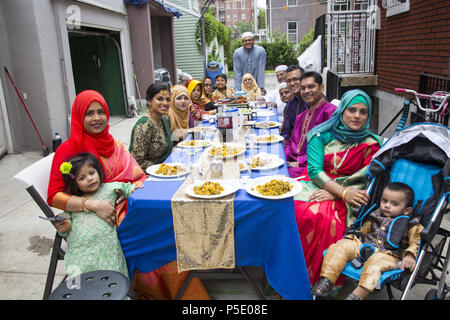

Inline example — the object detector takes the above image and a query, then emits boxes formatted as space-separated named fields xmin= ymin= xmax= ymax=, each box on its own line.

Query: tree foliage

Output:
xmin=195 ymin=13 xmax=233 ymax=67
xmin=231 ymin=22 xmax=254 ymax=39
xmin=259 ymin=30 xmax=298 ymax=69
xmin=296 ymin=28 xmax=315 ymax=56
xmin=257 ymin=9 xmax=266 ymax=30
xmin=195 ymin=14 xmax=317 ymax=72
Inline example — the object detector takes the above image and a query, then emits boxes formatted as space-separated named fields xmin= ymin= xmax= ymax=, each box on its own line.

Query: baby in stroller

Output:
xmin=311 ymin=182 xmax=424 ymax=300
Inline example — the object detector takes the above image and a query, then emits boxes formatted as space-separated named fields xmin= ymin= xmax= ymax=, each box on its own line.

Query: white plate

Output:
xmin=254 ymin=121 xmax=281 ymax=129
xmin=177 ymin=139 xmax=211 ymax=148
xmin=250 ymin=153 xmax=285 ymax=171
xmin=245 ymin=175 xmax=302 ymax=200
xmin=242 ymin=120 xmax=256 ymax=126
xmin=187 ymin=126 xmax=213 ymax=133
xmin=255 ymin=134 xmax=284 ymax=144
xmin=185 ymin=179 xmax=240 ymax=199
xmin=207 ymin=143 xmax=246 ymax=159
xmin=146 ymin=163 xmax=189 ymax=178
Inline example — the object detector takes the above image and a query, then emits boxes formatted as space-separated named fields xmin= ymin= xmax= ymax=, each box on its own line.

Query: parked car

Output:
xmin=154 ymin=66 xmax=171 ymax=85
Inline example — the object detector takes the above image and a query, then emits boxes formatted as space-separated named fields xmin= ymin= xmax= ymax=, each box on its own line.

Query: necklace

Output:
xmin=148 ymin=114 xmax=163 ymax=128
xmin=330 ymin=144 xmax=352 ymax=175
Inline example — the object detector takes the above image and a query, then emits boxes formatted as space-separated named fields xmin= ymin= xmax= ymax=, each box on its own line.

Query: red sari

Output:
xmin=294 ymin=138 xmax=381 ymax=285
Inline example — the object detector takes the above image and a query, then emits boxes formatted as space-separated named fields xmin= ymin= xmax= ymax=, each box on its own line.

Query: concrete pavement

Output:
xmin=0 ymin=74 xmax=448 ymax=300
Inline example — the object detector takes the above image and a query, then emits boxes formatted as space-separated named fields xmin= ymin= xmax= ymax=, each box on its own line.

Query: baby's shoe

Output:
xmin=345 ymin=293 xmax=361 ymax=300
xmin=311 ymin=277 xmax=334 ymax=297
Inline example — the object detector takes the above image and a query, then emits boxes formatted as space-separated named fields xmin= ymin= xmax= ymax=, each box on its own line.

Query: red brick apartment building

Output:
xmin=214 ymin=0 xmax=256 ymax=29
xmin=375 ymin=0 xmax=450 ymax=94
xmin=327 ymin=0 xmax=450 ymax=135
xmin=373 ymin=0 xmax=450 ymax=133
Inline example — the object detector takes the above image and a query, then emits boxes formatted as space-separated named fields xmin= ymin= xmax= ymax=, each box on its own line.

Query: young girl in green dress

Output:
xmin=54 ymin=152 xmax=141 ymax=280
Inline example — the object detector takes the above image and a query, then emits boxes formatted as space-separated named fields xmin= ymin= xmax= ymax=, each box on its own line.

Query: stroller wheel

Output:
xmin=424 ymin=289 xmax=438 ymax=300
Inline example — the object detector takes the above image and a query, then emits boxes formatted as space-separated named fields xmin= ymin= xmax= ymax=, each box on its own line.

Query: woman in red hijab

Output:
xmin=47 ymin=90 xmax=209 ymax=300
xmin=47 ymin=90 xmax=146 ymax=226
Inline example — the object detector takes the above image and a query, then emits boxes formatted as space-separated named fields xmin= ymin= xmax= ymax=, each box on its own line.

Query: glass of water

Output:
xmin=240 ymin=158 xmax=251 ymax=188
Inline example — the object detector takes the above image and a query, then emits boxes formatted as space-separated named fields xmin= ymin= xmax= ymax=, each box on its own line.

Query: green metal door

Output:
xmin=69 ymin=33 xmax=126 ymax=115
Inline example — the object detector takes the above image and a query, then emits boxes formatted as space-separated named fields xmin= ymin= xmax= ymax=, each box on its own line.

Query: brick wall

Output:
xmin=376 ymin=0 xmax=450 ymax=93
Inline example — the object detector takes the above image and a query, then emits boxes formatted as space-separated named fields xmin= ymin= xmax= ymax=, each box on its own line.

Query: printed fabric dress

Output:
xmin=128 ymin=115 xmax=173 ymax=170
xmin=59 ymin=182 xmax=135 ymax=279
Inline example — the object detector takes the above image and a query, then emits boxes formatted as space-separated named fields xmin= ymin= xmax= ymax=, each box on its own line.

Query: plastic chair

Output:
xmin=49 ymin=270 xmax=130 ymax=300
xmin=13 ymin=153 xmax=67 ymax=300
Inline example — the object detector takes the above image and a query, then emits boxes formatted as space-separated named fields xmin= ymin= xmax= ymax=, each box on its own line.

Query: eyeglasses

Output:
xmin=243 ymin=39 xmax=254 ymax=43
xmin=204 ymin=84 xmax=212 ymax=87
xmin=286 ymin=77 xmax=301 ymax=83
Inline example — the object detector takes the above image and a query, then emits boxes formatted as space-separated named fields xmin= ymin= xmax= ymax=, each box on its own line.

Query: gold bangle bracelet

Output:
xmin=341 ymin=188 xmax=349 ymax=201
xmin=81 ymin=197 xmax=89 ymax=212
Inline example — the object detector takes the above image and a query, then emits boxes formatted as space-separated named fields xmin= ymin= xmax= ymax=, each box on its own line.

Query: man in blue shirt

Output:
xmin=233 ymin=32 xmax=267 ymax=95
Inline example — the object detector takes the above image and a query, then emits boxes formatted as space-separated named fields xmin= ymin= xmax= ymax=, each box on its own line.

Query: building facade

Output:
xmin=215 ymin=0 xmax=257 ymax=30
xmin=266 ymin=0 xmax=327 ymax=43
xmin=0 ymin=0 xmax=179 ymax=155
xmin=166 ymin=0 xmax=206 ymax=79
xmin=324 ymin=0 xmax=450 ymax=137
xmin=373 ymin=0 xmax=450 ymax=135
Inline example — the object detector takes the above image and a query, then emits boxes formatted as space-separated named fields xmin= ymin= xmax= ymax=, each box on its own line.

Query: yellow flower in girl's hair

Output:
xmin=60 ymin=162 xmax=72 ymax=175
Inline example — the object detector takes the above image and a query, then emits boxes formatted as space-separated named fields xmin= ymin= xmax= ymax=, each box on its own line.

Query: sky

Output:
xmin=257 ymin=0 xmax=266 ymax=9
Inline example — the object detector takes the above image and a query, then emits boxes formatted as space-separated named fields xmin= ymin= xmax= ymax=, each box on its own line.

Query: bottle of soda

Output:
xmin=217 ymin=114 xmax=232 ymax=143
xmin=52 ymin=132 xmax=62 ymax=152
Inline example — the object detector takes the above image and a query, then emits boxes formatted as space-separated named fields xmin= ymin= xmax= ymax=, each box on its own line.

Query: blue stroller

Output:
xmin=329 ymin=122 xmax=450 ymax=300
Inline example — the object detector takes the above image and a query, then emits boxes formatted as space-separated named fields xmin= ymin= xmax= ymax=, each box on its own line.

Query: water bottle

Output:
xmin=52 ymin=132 xmax=62 ymax=152
xmin=210 ymin=155 xmax=223 ymax=179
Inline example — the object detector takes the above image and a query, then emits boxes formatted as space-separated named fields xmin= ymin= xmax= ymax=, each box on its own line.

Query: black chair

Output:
xmin=49 ymin=270 xmax=130 ymax=300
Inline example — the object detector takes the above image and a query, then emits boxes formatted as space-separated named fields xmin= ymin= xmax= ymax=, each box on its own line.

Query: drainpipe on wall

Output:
xmin=0 ymin=77 xmax=14 ymax=154
xmin=52 ymin=0 xmax=73 ymax=138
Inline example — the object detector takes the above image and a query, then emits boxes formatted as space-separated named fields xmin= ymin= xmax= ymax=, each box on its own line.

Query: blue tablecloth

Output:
xmin=117 ymin=113 xmax=312 ymax=300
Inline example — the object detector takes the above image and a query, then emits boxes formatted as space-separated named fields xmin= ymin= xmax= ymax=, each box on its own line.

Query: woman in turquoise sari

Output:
xmin=293 ymin=89 xmax=384 ymax=286
xmin=129 ymin=82 xmax=173 ymax=171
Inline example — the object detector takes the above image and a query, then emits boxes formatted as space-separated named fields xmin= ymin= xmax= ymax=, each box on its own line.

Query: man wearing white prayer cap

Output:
xmin=275 ymin=65 xmax=288 ymax=83
xmin=260 ymin=64 xmax=289 ymax=119
xmin=233 ymin=32 xmax=267 ymax=94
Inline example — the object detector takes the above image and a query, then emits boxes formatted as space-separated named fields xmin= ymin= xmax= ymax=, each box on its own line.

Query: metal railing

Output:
xmin=326 ymin=69 xmax=343 ymax=101
xmin=328 ymin=10 xmax=376 ymax=74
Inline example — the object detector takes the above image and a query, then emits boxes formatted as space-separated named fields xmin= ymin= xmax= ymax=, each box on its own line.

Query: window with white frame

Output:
xmin=233 ymin=2 xmax=237 ymax=9
xmin=226 ymin=2 xmax=230 ymax=9
xmin=241 ymin=13 xmax=246 ymax=20
xmin=233 ymin=14 xmax=237 ymax=21
xmin=287 ymin=0 xmax=298 ymax=6
xmin=287 ymin=21 xmax=298 ymax=43
xmin=227 ymin=15 xmax=231 ymax=22
xmin=241 ymin=1 xmax=245 ymax=9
